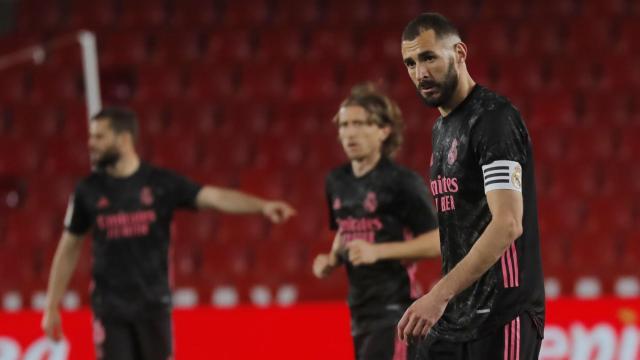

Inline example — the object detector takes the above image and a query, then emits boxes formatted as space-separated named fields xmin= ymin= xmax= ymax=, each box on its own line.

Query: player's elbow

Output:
xmin=503 ymin=216 xmax=523 ymax=242
xmin=494 ymin=215 xmax=522 ymax=244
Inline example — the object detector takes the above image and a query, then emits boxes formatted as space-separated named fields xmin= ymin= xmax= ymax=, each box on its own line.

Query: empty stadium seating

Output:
xmin=0 ymin=0 xmax=638 ymax=310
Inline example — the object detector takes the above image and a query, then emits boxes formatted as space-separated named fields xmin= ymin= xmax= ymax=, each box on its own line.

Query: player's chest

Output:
xmin=88 ymin=183 xmax=164 ymax=216
xmin=331 ymin=182 xmax=394 ymax=217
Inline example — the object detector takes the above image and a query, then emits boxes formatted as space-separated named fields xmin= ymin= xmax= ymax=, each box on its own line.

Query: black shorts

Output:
xmin=354 ymin=325 xmax=416 ymax=360
xmin=415 ymin=313 xmax=543 ymax=360
xmin=93 ymin=311 xmax=173 ymax=360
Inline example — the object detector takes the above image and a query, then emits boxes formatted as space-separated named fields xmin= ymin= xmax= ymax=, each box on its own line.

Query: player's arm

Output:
xmin=42 ymin=231 xmax=85 ymax=341
xmin=313 ymin=232 xmax=343 ymax=278
xmin=346 ymin=229 xmax=440 ymax=265
xmin=195 ymin=186 xmax=296 ymax=223
xmin=432 ymin=189 xmax=521 ymax=299
xmin=398 ymin=189 xmax=522 ymax=341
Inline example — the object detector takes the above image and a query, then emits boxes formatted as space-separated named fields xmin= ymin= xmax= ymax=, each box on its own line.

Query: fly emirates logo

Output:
xmin=337 ymin=217 xmax=383 ymax=243
xmin=97 ymin=210 xmax=157 ymax=239
xmin=430 ymin=175 xmax=459 ymax=213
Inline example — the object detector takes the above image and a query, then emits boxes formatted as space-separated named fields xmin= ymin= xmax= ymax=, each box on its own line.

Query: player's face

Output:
xmin=401 ymin=30 xmax=459 ymax=107
xmin=337 ymin=106 xmax=388 ymax=161
xmin=88 ymin=118 xmax=122 ymax=169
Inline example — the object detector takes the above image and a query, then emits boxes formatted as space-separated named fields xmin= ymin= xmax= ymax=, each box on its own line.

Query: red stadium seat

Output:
xmin=305 ymin=27 xmax=357 ymax=62
xmin=30 ymin=66 xmax=83 ymax=102
xmin=528 ymin=93 xmax=577 ymax=130
xmin=200 ymin=134 xmax=254 ymax=171
xmin=99 ymin=31 xmax=149 ymax=66
xmin=0 ymin=137 xmax=41 ymax=176
xmin=221 ymin=0 xmax=270 ymax=27
xmin=288 ymin=62 xmax=338 ymax=102
xmin=616 ymin=21 xmax=640 ymax=55
xmin=169 ymin=0 xmax=220 ymax=28
xmin=201 ymin=29 xmax=254 ymax=64
xmin=66 ymin=0 xmax=116 ymax=30
xmin=135 ymin=66 xmax=184 ymax=101
xmin=373 ymin=0 xmax=421 ymax=25
xmin=564 ymin=19 xmax=613 ymax=57
xmin=271 ymin=0 xmax=321 ymax=25
xmin=201 ymin=243 xmax=252 ymax=282
xmin=360 ymin=28 xmax=403 ymax=61
xmin=236 ymin=62 xmax=290 ymax=102
xmin=148 ymin=31 xmax=202 ymax=65
xmin=15 ymin=0 xmax=63 ymax=33
xmin=8 ymin=103 xmax=64 ymax=139
xmin=255 ymin=27 xmax=305 ymax=63
xmin=184 ymin=65 xmax=239 ymax=101
xmin=216 ymin=101 xmax=272 ymax=137
xmin=252 ymin=135 xmax=305 ymax=169
xmin=464 ymin=22 xmax=511 ymax=58
xmin=579 ymin=0 xmax=626 ymax=17
xmin=512 ymin=21 xmax=564 ymax=57
xmin=0 ymin=69 xmax=28 ymax=103
xmin=166 ymin=101 xmax=222 ymax=137
xmin=599 ymin=56 xmax=640 ymax=92
xmin=148 ymin=133 xmax=200 ymax=173
xmin=214 ymin=216 xmax=270 ymax=247
xmin=478 ymin=0 xmax=527 ymax=19
xmin=119 ymin=0 xmax=168 ymax=29
xmin=238 ymin=167 xmax=288 ymax=199
xmin=620 ymin=231 xmax=640 ymax=275
xmin=41 ymin=138 xmax=90 ymax=176
xmin=564 ymin=127 xmax=617 ymax=162
xmin=340 ymin=62 xmax=394 ymax=93
xmin=527 ymin=0 xmax=577 ymax=18
xmin=322 ymin=0 xmax=372 ymax=26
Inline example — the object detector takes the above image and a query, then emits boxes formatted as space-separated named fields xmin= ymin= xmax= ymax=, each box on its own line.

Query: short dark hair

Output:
xmin=402 ymin=12 xmax=461 ymax=41
xmin=334 ymin=83 xmax=404 ymax=158
xmin=92 ymin=107 xmax=139 ymax=143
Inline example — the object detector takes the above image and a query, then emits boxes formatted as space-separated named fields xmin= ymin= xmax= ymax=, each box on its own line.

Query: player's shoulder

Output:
xmin=476 ymin=86 xmax=522 ymax=119
xmin=326 ymin=162 xmax=352 ymax=182
xmin=384 ymin=159 xmax=425 ymax=186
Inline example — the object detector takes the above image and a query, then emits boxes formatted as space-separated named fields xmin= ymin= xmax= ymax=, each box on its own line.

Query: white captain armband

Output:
xmin=481 ymin=160 xmax=522 ymax=193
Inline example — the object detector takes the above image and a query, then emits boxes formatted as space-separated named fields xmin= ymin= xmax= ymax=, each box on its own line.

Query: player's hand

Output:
xmin=42 ymin=308 xmax=63 ymax=341
xmin=397 ymin=289 xmax=449 ymax=343
xmin=346 ymin=240 xmax=378 ymax=265
xmin=262 ymin=201 xmax=296 ymax=224
xmin=313 ymin=253 xmax=336 ymax=278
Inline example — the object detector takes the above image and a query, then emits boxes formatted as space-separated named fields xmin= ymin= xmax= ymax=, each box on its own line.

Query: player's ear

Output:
xmin=454 ymin=42 xmax=468 ymax=64
xmin=380 ymin=126 xmax=391 ymax=142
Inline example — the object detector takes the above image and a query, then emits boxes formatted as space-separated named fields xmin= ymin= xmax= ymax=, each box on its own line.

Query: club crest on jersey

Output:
xmin=447 ymin=139 xmax=459 ymax=165
xmin=140 ymin=186 xmax=154 ymax=206
xmin=363 ymin=192 xmax=377 ymax=213
xmin=97 ymin=196 xmax=110 ymax=209
xmin=333 ymin=197 xmax=342 ymax=210
xmin=512 ymin=164 xmax=522 ymax=190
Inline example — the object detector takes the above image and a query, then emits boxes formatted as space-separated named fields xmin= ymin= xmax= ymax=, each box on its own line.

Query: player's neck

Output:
xmin=438 ymin=74 xmax=476 ymax=117
xmin=351 ymin=152 xmax=381 ymax=178
xmin=106 ymin=154 xmax=141 ymax=178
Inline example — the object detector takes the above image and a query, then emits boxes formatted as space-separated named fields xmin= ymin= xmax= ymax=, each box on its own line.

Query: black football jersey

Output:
xmin=428 ymin=85 xmax=545 ymax=342
xmin=65 ymin=162 xmax=201 ymax=319
xmin=326 ymin=157 xmax=438 ymax=335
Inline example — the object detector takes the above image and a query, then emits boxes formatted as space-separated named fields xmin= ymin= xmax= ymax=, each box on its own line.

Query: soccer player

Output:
xmin=397 ymin=13 xmax=545 ymax=359
xmin=41 ymin=108 xmax=296 ymax=360
xmin=312 ymin=84 xmax=439 ymax=360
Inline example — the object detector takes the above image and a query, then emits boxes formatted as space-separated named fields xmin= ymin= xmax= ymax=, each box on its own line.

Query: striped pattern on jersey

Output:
xmin=481 ymin=160 xmax=523 ymax=193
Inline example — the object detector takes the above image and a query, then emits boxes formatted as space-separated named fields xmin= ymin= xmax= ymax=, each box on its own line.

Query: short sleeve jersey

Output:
xmin=325 ymin=157 xmax=438 ymax=335
xmin=428 ymin=85 xmax=545 ymax=342
xmin=65 ymin=162 xmax=202 ymax=319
